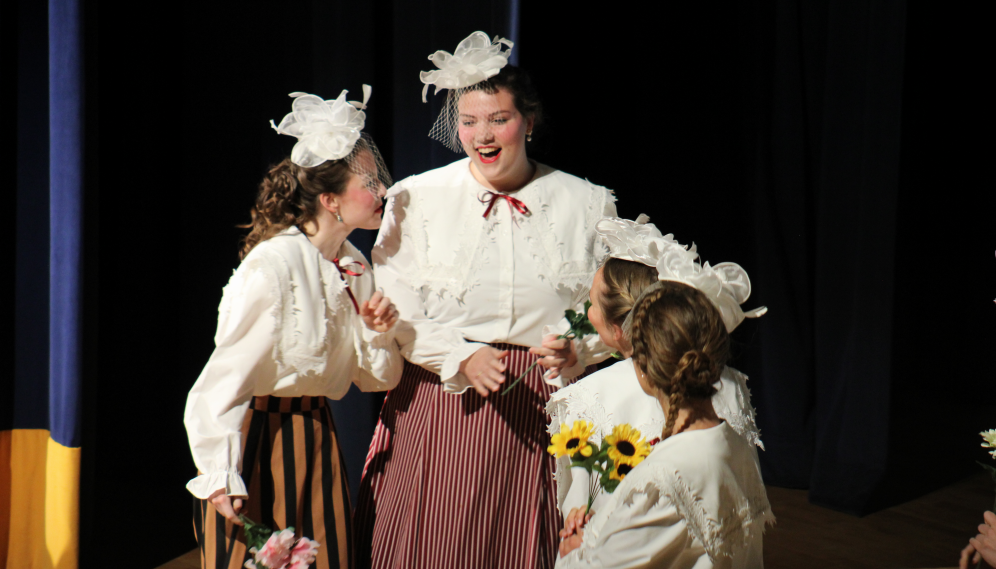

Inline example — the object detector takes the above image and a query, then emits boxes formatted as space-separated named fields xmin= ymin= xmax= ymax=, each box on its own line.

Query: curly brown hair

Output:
xmin=239 ymin=155 xmax=354 ymax=260
xmin=629 ymin=282 xmax=730 ymax=440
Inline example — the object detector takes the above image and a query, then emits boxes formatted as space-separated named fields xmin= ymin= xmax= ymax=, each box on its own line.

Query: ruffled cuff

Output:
xmin=360 ymin=322 xmax=397 ymax=350
xmin=186 ymin=470 xmax=248 ymax=500
xmin=440 ymin=342 xmax=489 ymax=394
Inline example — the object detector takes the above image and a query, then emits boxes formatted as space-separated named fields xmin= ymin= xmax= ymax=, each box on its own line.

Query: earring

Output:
xmin=335 ymin=211 xmax=343 ymax=223
xmin=526 ymin=131 xmax=533 ymax=142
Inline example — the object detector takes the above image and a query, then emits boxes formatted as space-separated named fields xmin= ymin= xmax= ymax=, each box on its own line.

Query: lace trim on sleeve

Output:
xmin=712 ymin=367 xmax=764 ymax=450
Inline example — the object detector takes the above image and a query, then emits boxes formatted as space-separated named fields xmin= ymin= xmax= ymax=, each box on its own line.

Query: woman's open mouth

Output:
xmin=477 ymin=147 xmax=501 ymax=164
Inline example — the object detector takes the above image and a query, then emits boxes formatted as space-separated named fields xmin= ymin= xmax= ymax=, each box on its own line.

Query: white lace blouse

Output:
xmin=373 ymin=158 xmax=617 ymax=394
xmin=184 ymin=227 xmax=403 ymax=500
xmin=547 ymin=359 xmax=763 ymax=518
xmin=555 ymin=422 xmax=774 ymax=569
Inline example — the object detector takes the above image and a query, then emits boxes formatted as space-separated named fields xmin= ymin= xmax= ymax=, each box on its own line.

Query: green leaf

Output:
xmin=239 ymin=515 xmax=274 ymax=551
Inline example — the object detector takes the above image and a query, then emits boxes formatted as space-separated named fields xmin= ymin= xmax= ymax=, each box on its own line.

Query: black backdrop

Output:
xmin=21 ymin=0 xmax=989 ymax=567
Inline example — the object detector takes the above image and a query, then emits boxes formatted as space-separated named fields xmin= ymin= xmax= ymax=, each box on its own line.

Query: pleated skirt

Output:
xmin=355 ymin=343 xmax=595 ymax=569
xmin=193 ymin=395 xmax=353 ymax=569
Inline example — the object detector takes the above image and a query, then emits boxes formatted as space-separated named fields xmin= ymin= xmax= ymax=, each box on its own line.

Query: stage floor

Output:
xmin=158 ymin=472 xmax=991 ymax=569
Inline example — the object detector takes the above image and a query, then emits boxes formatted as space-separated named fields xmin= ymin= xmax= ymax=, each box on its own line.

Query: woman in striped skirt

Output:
xmin=185 ymin=90 xmax=403 ymax=569
xmin=355 ymin=34 xmax=617 ymax=569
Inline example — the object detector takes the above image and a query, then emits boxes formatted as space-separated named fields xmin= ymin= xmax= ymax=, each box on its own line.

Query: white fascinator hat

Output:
xmin=270 ymin=85 xmax=392 ymax=191
xmin=419 ymin=31 xmax=515 ymax=153
xmin=596 ymin=215 xmax=768 ymax=334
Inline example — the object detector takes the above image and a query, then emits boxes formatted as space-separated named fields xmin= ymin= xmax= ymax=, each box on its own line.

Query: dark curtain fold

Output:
xmin=745 ymin=0 xmax=908 ymax=513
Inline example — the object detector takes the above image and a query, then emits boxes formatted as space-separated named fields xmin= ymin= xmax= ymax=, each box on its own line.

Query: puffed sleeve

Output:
xmin=184 ymin=263 xmax=278 ymax=500
xmin=555 ymin=493 xmax=695 ymax=569
xmin=373 ymin=187 xmax=488 ymax=394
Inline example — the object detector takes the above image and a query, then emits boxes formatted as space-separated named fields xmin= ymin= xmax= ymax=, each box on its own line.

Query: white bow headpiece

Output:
xmin=270 ymin=86 xmax=373 ymax=168
xmin=596 ymin=215 xmax=767 ymax=333
xmin=419 ymin=32 xmax=514 ymax=103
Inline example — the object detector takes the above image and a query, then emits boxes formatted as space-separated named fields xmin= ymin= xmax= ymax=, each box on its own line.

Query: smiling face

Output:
xmin=335 ymin=150 xmax=386 ymax=230
xmin=457 ymin=87 xmax=534 ymax=188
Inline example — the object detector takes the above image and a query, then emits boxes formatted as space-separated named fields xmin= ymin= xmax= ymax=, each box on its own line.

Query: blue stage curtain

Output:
xmin=4 ymin=0 xmax=84 ymax=567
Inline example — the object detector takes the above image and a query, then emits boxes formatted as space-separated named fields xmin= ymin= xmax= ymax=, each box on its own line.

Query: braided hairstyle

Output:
xmin=629 ymin=281 xmax=730 ymax=440
xmin=598 ymin=258 xmax=659 ymax=328
xmin=239 ymin=151 xmax=358 ymax=259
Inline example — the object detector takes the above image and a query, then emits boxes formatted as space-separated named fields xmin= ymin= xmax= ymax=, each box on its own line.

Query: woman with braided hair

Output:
xmin=547 ymin=215 xmax=766 ymax=522
xmin=184 ymin=90 xmax=402 ymax=569
xmin=556 ymin=282 xmax=774 ymax=568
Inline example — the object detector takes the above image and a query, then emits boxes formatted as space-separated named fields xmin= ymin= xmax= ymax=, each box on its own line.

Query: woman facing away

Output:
xmin=184 ymin=88 xmax=403 ymax=569
xmin=556 ymin=281 xmax=774 ymax=568
xmin=547 ymin=216 xmax=767 ymax=519
xmin=355 ymin=32 xmax=616 ymax=569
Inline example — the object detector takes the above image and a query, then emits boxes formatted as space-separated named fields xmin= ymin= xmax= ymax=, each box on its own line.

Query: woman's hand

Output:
xmin=208 ymin=488 xmax=245 ymax=526
xmin=960 ymin=511 xmax=996 ymax=569
xmin=460 ymin=347 xmax=510 ymax=397
xmin=360 ymin=291 xmax=399 ymax=333
xmin=529 ymin=334 xmax=578 ymax=380
xmin=559 ymin=529 xmax=585 ymax=558
xmin=559 ymin=506 xmax=594 ymax=539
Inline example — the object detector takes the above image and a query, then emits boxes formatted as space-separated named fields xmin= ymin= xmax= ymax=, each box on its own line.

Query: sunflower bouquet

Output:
xmin=502 ymin=301 xmax=598 ymax=396
xmin=548 ymin=420 xmax=652 ymax=514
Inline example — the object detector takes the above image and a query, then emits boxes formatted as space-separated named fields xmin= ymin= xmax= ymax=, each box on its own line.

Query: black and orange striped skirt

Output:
xmin=193 ymin=395 xmax=353 ymax=569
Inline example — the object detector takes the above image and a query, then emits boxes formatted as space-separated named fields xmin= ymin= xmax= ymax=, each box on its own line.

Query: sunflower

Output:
xmin=548 ymin=421 xmax=596 ymax=459
xmin=605 ymin=424 xmax=651 ymax=467
xmin=609 ymin=461 xmax=637 ymax=482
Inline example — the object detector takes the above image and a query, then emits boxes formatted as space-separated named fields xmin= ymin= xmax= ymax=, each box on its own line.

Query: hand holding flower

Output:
xmin=529 ymin=334 xmax=578 ymax=380
xmin=208 ymin=488 xmax=245 ymax=525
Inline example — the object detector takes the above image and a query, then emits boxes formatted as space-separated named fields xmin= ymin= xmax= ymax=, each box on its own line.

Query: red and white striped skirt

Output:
xmin=354 ymin=343 xmax=594 ymax=569
xmin=193 ymin=395 xmax=353 ymax=569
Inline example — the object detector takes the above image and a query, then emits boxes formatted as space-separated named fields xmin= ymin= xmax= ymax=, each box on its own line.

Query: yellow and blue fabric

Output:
xmin=5 ymin=0 xmax=83 ymax=567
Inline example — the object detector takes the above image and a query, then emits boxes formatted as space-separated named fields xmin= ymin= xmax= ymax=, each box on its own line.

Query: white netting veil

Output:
xmin=420 ymin=32 xmax=515 ymax=153
xmin=271 ymin=86 xmax=392 ymax=194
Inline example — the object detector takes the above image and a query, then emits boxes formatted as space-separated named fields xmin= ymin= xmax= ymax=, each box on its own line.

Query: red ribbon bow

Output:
xmin=480 ymin=190 xmax=530 ymax=220
xmin=333 ymin=257 xmax=366 ymax=314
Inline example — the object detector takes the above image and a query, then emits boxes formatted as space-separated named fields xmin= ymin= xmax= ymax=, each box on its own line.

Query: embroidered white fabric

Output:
xmin=270 ymin=88 xmax=393 ymax=192
xmin=555 ymin=424 xmax=774 ymax=569
xmin=184 ymin=228 xmax=403 ymax=499
xmin=372 ymin=159 xmax=617 ymax=393
xmin=419 ymin=32 xmax=515 ymax=152
xmin=546 ymin=360 xmax=763 ymax=517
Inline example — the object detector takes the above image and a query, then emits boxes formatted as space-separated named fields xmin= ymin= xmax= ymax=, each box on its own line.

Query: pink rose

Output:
xmin=254 ymin=529 xmax=295 ymax=569
xmin=288 ymin=537 xmax=320 ymax=568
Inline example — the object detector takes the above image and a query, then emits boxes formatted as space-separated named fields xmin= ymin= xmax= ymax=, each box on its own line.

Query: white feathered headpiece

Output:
xmin=270 ymin=86 xmax=373 ymax=168
xmin=596 ymin=215 xmax=767 ymax=333
xmin=419 ymin=31 xmax=514 ymax=103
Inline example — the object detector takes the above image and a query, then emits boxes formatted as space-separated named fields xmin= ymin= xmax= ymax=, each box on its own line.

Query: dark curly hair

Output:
xmin=629 ymin=281 xmax=730 ymax=440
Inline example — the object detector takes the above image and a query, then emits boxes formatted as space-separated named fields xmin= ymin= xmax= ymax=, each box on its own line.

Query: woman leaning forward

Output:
xmin=184 ymin=87 xmax=402 ymax=569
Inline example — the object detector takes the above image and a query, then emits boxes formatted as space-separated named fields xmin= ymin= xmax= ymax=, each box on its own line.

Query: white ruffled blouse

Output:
xmin=547 ymin=359 xmax=764 ymax=518
xmin=184 ymin=227 xmax=403 ymax=499
xmin=555 ymin=422 xmax=774 ymax=569
xmin=373 ymin=158 xmax=617 ymax=394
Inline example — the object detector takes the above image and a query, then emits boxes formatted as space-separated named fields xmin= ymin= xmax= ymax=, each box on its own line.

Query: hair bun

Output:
xmin=676 ymin=350 xmax=719 ymax=398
